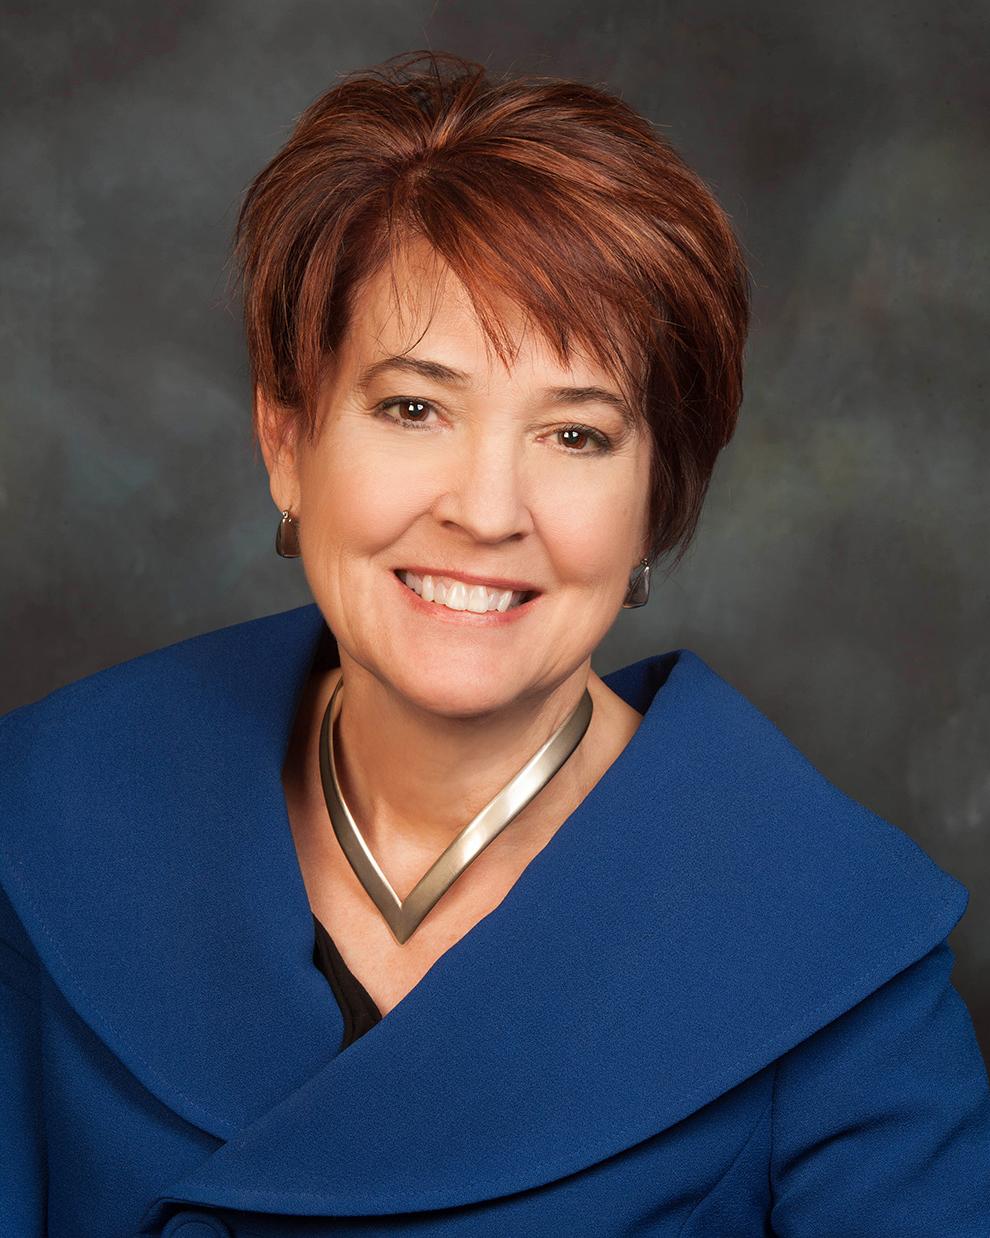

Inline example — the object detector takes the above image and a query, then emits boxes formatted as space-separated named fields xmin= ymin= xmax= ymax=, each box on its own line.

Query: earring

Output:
xmin=621 ymin=557 xmax=651 ymax=608
xmin=275 ymin=510 xmax=301 ymax=558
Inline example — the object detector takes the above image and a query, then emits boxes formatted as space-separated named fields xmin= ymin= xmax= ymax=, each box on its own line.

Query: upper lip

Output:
xmin=396 ymin=567 xmax=541 ymax=594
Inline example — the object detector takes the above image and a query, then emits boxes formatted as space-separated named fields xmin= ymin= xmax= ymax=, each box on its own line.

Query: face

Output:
xmin=260 ymin=237 xmax=652 ymax=719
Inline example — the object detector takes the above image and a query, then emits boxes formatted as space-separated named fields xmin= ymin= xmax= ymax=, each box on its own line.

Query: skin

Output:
xmin=258 ymin=236 xmax=654 ymax=1013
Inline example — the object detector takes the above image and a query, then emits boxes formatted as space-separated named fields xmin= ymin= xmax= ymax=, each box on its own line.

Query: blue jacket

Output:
xmin=1 ymin=602 xmax=988 ymax=1237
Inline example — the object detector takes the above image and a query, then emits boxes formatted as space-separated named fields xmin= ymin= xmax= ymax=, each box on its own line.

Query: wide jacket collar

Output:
xmin=0 ymin=603 xmax=967 ymax=1225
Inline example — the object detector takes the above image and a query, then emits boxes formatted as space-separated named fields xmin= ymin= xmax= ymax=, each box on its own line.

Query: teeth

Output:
xmin=399 ymin=571 xmax=526 ymax=613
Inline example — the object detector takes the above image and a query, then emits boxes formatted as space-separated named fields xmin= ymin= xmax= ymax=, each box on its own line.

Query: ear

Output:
xmin=255 ymin=385 xmax=302 ymax=516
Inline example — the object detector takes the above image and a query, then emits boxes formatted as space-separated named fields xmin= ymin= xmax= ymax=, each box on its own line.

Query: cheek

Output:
xmin=537 ymin=473 xmax=644 ymax=584
xmin=302 ymin=439 xmax=420 ymax=551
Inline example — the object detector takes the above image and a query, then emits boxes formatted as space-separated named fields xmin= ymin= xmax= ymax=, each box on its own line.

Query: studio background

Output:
xmin=2 ymin=1 xmax=987 ymax=1062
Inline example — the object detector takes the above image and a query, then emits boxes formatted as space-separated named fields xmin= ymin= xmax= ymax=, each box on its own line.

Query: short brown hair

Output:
xmin=231 ymin=50 xmax=751 ymax=570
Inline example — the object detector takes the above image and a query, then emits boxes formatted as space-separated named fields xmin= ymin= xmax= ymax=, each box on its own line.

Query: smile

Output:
xmin=392 ymin=569 xmax=540 ymax=623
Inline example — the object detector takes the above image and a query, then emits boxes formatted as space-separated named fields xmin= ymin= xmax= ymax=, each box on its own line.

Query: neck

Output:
xmin=285 ymin=652 xmax=608 ymax=879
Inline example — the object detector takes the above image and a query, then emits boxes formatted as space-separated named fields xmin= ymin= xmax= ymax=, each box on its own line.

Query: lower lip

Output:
xmin=391 ymin=570 xmax=541 ymax=626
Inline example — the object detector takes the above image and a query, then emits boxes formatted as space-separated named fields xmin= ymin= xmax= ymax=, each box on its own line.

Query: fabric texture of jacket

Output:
xmin=1 ymin=601 xmax=988 ymax=1237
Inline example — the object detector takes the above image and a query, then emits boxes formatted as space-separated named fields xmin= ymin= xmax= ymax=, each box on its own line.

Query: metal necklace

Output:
xmin=318 ymin=676 xmax=594 ymax=944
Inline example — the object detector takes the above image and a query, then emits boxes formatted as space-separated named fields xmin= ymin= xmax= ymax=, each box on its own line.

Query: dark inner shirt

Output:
xmin=305 ymin=622 xmax=384 ymax=1050
xmin=311 ymin=912 xmax=383 ymax=1049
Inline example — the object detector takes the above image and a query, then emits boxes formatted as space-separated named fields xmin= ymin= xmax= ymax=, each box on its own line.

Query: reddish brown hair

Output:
xmin=230 ymin=50 xmax=750 ymax=570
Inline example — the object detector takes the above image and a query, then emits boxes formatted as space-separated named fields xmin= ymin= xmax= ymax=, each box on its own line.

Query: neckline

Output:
xmin=311 ymin=910 xmax=383 ymax=1041
xmin=282 ymin=615 xmax=679 ymax=1039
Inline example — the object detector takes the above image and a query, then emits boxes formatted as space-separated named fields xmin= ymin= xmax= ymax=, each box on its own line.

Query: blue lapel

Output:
xmin=0 ymin=603 xmax=967 ymax=1223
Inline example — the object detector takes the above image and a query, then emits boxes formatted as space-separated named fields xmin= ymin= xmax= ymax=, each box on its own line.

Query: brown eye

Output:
xmin=394 ymin=400 xmax=429 ymax=421
xmin=398 ymin=400 xmax=429 ymax=421
xmin=560 ymin=428 xmax=590 ymax=451
xmin=376 ymin=398 xmax=438 ymax=428
xmin=556 ymin=425 xmax=613 ymax=454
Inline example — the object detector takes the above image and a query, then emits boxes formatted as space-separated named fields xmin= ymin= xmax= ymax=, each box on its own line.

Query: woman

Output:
xmin=1 ymin=50 xmax=988 ymax=1238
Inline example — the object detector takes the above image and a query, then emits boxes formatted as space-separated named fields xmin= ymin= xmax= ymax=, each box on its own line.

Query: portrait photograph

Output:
xmin=1 ymin=2 xmax=988 ymax=1234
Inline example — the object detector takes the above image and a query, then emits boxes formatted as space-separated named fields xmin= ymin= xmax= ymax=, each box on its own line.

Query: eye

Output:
xmin=375 ymin=398 xmax=440 ymax=429
xmin=374 ymin=399 xmax=613 ymax=455
xmin=554 ymin=425 xmax=614 ymax=455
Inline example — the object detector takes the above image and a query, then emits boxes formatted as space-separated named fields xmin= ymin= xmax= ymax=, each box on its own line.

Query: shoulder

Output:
xmin=0 ymin=604 xmax=320 ymax=916
xmin=611 ymin=645 xmax=969 ymax=984
xmin=618 ymin=645 xmax=965 ymax=877
xmin=1 ymin=606 xmax=292 ymax=733
xmin=0 ymin=604 xmax=320 ymax=772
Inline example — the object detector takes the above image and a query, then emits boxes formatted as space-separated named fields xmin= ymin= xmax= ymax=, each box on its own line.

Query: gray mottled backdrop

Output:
xmin=2 ymin=1 xmax=988 ymax=1059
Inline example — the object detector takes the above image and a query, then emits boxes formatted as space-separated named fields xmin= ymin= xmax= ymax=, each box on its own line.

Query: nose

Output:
xmin=430 ymin=425 xmax=535 ymax=545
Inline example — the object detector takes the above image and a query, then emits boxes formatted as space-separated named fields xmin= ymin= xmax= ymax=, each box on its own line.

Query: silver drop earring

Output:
xmin=275 ymin=510 xmax=301 ymax=558
xmin=621 ymin=557 xmax=651 ymax=608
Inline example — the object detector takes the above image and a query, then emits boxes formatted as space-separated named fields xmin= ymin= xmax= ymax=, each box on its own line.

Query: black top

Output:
xmin=311 ymin=912 xmax=383 ymax=1049
xmin=306 ymin=623 xmax=384 ymax=1049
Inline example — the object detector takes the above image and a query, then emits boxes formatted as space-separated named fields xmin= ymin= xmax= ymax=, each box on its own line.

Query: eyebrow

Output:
xmin=355 ymin=355 xmax=640 ymax=431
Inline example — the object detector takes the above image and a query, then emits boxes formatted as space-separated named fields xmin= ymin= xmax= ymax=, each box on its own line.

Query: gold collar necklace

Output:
xmin=318 ymin=676 xmax=594 ymax=944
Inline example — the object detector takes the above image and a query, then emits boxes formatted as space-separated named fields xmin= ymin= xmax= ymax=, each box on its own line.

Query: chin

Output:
xmin=386 ymin=662 xmax=526 ymax=721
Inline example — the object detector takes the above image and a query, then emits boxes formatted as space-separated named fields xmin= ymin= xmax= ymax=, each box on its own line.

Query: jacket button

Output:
xmin=161 ymin=1212 xmax=232 ymax=1237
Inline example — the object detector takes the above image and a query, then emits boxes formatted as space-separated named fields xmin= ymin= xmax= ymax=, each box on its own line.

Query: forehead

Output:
xmin=343 ymin=235 xmax=618 ymax=389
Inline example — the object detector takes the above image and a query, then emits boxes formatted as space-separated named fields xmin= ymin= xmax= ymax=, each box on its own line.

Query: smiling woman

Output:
xmin=1 ymin=48 xmax=988 ymax=1238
